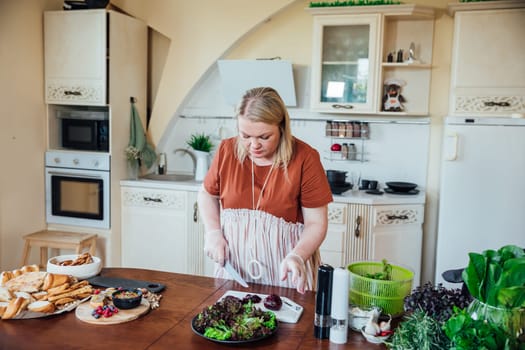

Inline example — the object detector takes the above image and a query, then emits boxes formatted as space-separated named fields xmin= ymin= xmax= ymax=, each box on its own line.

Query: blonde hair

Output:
xmin=235 ymin=87 xmax=294 ymax=170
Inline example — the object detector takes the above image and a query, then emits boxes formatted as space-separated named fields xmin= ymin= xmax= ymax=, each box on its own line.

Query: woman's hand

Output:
xmin=280 ymin=252 xmax=306 ymax=294
xmin=204 ymin=229 xmax=228 ymax=266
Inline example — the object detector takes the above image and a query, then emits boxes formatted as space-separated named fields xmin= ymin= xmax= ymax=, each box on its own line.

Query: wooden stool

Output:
xmin=21 ymin=230 xmax=97 ymax=268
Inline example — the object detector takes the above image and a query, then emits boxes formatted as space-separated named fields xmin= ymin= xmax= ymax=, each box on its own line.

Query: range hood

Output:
xmin=217 ymin=59 xmax=297 ymax=107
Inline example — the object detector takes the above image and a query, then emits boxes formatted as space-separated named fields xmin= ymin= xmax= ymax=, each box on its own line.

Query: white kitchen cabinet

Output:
xmin=44 ymin=9 xmax=147 ymax=107
xmin=320 ymin=203 xmax=348 ymax=267
xmin=44 ymin=10 xmax=106 ymax=105
xmin=322 ymin=203 xmax=373 ymax=266
xmin=448 ymin=2 xmax=525 ymax=116
xmin=44 ymin=10 xmax=147 ymax=266
xmin=370 ymin=204 xmax=424 ymax=286
xmin=322 ymin=201 xmax=423 ymax=285
xmin=121 ymin=186 xmax=211 ymax=276
xmin=121 ymin=187 xmax=189 ymax=273
xmin=345 ymin=203 xmax=373 ymax=263
xmin=309 ymin=13 xmax=381 ymax=113
xmin=307 ymin=4 xmax=435 ymax=115
xmin=186 ymin=191 xmax=215 ymax=277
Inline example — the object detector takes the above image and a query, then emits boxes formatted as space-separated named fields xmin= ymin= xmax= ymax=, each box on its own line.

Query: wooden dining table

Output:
xmin=0 ymin=268 xmax=389 ymax=350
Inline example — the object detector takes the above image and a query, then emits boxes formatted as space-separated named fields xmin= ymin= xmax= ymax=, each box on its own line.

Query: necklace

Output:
xmin=251 ymin=158 xmax=275 ymax=211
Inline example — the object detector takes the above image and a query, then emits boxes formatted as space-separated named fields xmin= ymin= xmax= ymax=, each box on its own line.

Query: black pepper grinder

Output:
xmin=314 ymin=264 xmax=334 ymax=339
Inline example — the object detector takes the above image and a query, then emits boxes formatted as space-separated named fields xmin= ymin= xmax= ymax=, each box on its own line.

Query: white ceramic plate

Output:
xmin=219 ymin=290 xmax=303 ymax=323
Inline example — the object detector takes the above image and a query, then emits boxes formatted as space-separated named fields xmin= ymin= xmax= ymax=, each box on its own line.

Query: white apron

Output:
xmin=215 ymin=208 xmax=320 ymax=291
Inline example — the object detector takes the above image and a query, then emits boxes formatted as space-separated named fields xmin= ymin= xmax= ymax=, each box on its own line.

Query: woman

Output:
xmin=198 ymin=87 xmax=332 ymax=293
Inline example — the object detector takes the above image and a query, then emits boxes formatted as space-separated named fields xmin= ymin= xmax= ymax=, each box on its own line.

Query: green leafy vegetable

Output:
xmin=443 ymin=307 xmax=520 ymax=350
xmin=193 ymin=295 xmax=277 ymax=341
xmin=365 ymin=259 xmax=392 ymax=280
xmin=462 ymin=245 xmax=525 ymax=308
xmin=385 ymin=310 xmax=451 ymax=350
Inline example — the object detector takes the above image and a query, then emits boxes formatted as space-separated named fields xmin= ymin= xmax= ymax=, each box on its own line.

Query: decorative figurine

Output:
xmin=407 ymin=42 xmax=420 ymax=64
xmin=382 ymin=79 xmax=406 ymax=112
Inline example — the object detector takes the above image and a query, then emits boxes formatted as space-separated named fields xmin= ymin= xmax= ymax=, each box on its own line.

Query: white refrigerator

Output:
xmin=435 ymin=116 xmax=525 ymax=287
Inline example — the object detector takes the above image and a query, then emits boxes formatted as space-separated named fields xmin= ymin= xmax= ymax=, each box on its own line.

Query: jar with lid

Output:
xmin=341 ymin=143 xmax=349 ymax=159
xmin=348 ymin=143 xmax=357 ymax=160
xmin=361 ymin=122 xmax=370 ymax=139
xmin=345 ymin=122 xmax=353 ymax=138
xmin=352 ymin=122 xmax=361 ymax=138
xmin=325 ymin=121 xmax=332 ymax=137
xmin=332 ymin=122 xmax=339 ymax=137
xmin=338 ymin=122 xmax=346 ymax=138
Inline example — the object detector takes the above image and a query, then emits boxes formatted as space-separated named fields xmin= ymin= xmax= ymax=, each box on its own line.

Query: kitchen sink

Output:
xmin=140 ymin=173 xmax=195 ymax=182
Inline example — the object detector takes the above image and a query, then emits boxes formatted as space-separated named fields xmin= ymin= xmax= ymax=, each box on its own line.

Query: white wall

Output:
xmin=162 ymin=65 xmax=431 ymax=191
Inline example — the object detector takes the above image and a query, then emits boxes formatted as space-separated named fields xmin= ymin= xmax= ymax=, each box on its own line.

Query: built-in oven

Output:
xmin=45 ymin=150 xmax=110 ymax=229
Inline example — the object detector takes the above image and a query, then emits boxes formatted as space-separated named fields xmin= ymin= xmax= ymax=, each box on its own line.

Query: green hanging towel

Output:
xmin=128 ymin=100 xmax=157 ymax=169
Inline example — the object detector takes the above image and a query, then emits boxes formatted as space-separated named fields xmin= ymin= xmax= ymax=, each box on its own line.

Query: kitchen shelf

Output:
xmin=324 ymin=151 xmax=368 ymax=163
xmin=381 ymin=63 xmax=431 ymax=68
xmin=325 ymin=122 xmax=369 ymax=162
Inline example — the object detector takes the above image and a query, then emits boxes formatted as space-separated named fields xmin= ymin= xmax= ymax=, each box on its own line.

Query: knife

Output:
xmin=224 ymin=261 xmax=249 ymax=288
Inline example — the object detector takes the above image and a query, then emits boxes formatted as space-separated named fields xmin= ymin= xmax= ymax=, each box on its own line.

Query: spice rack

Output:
xmin=325 ymin=121 xmax=369 ymax=162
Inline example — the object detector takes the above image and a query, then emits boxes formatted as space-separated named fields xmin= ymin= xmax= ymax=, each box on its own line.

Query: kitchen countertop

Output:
xmin=0 ymin=268 xmax=389 ymax=350
xmin=121 ymin=178 xmax=426 ymax=205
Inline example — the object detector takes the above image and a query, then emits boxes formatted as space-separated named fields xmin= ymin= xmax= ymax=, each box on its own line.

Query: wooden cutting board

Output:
xmin=75 ymin=299 xmax=150 ymax=325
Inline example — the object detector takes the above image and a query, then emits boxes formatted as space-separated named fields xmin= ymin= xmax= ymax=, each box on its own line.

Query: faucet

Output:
xmin=173 ymin=148 xmax=197 ymax=174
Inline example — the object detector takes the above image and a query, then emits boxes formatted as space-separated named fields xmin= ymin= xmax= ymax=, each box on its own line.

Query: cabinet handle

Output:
xmin=143 ymin=196 xmax=162 ymax=203
xmin=387 ymin=214 xmax=409 ymax=220
xmin=354 ymin=215 xmax=361 ymax=238
xmin=332 ymin=104 xmax=354 ymax=110
xmin=483 ymin=101 xmax=510 ymax=107
xmin=64 ymin=90 xmax=82 ymax=96
xmin=193 ymin=202 xmax=198 ymax=223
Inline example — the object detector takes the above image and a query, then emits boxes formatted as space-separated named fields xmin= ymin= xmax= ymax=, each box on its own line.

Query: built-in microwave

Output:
xmin=57 ymin=106 xmax=109 ymax=152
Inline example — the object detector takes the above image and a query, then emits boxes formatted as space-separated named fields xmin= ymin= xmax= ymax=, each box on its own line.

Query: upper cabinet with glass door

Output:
xmin=310 ymin=13 xmax=381 ymax=113
xmin=307 ymin=4 xmax=435 ymax=115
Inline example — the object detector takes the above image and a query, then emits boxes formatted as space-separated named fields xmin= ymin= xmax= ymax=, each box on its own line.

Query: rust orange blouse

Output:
xmin=203 ymin=137 xmax=333 ymax=224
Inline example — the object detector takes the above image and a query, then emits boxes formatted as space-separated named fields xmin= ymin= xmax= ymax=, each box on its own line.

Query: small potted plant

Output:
xmin=186 ymin=133 xmax=214 ymax=181
xmin=186 ymin=133 xmax=214 ymax=153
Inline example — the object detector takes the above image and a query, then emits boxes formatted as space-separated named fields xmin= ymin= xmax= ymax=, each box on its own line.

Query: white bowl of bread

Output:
xmin=47 ymin=253 xmax=102 ymax=280
xmin=0 ymin=265 xmax=93 ymax=319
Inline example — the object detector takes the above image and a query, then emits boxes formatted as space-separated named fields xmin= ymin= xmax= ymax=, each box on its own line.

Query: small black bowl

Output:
xmin=385 ymin=182 xmax=417 ymax=192
xmin=326 ymin=170 xmax=347 ymax=185
xmin=112 ymin=289 xmax=143 ymax=309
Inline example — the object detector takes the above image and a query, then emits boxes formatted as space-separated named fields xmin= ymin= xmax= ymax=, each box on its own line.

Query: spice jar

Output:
xmin=361 ymin=122 xmax=369 ymax=139
xmin=352 ymin=122 xmax=361 ymax=138
xmin=341 ymin=143 xmax=349 ymax=160
xmin=345 ymin=122 xmax=353 ymax=138
xmin=325 ymin=121 xmax=332 ymax=137
xmin=338 ymin=122 xmax=346 ymax=138
xmin=331 ymin=122 xmax=339 ymax=137
xmin=348 ymin=143 xmax=357 ymax=160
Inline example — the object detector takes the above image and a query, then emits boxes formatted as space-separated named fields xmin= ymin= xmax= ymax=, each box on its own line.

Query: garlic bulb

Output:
xmin=379 ymin=315 xmax=392 ymax=332
xmin=364 ymin=317 xmax=380 ymax=335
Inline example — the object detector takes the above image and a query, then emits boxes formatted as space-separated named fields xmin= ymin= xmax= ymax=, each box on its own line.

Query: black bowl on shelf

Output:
xmin=385 ymin=182 xmax=417 ymax=193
